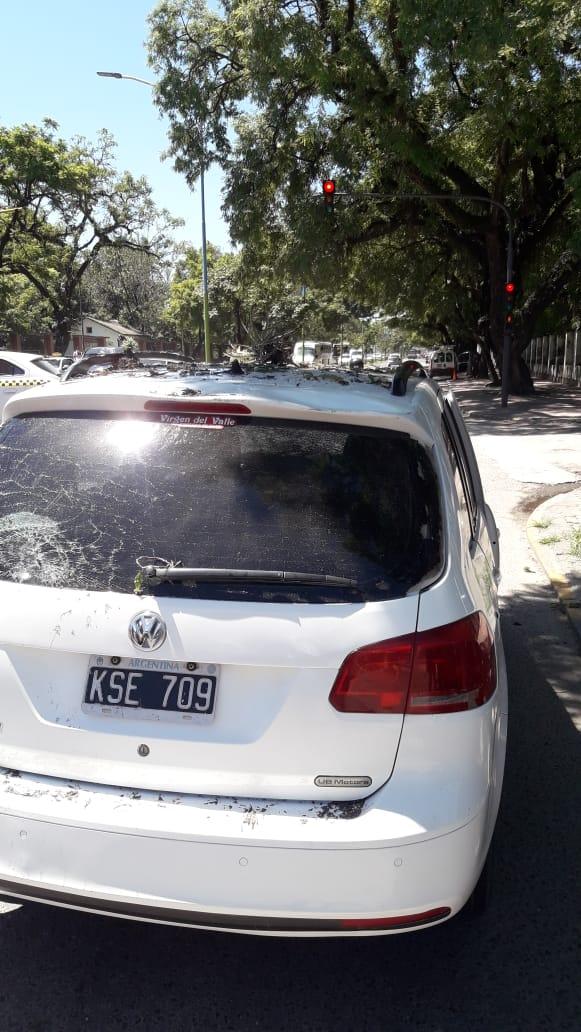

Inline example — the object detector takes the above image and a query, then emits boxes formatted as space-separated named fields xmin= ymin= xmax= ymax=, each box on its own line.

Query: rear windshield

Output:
xmin=30 ymin=359 xmax=59 ymax=376
xmin=0 ymin=414 xmax=442 ymax=602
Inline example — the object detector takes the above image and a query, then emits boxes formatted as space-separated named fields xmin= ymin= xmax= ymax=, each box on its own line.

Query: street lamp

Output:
xmin=97 ymin=70 xmax=212 ymax=363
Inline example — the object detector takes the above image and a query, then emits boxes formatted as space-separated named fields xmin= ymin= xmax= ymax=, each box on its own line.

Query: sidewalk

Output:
xmin=526 ymin=487 xmax=581 ymax=636
xmin=453 ymin=378 xmax=581 ymax=640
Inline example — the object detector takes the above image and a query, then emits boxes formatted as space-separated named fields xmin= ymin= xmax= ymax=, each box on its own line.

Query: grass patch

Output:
xmin=570 ymin=527 xmax=581 ymax=559
xmin=540 ymin=535 xmax=560 ymax=546
xmin=532 ymin=518 xmax=551 ymax=529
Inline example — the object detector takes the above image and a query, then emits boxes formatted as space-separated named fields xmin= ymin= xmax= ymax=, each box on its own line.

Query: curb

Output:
xmin=526 ymin=499 xmax=581 ymax=645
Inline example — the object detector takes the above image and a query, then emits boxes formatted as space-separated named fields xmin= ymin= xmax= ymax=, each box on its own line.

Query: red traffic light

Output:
xmin=505 ymin=282 xmax=515 ymax=295
xmin=322 ymin=179 xmax=336 ymax=195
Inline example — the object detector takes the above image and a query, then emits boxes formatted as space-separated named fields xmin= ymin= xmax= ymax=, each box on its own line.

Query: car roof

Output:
xmin=0 ymin=350 xmax=45 ymax=363
xmin=3 ymin=367 xmax=444 ymax=446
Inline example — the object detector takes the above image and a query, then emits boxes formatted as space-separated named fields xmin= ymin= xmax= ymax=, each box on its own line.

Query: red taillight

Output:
xmin=408 ymin=612 xmax=496 ymax=713
xmin=329 ymin=613 xmax=496 ymax=715
xmin=329 ymin=635 xmax=414 ymax=713
xmin=340 ymin=907 xmax=451 ymax=930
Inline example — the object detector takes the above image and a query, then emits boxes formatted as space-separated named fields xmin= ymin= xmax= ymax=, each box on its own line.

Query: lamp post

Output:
xmin=97 ymin=71 xmax=212 ymax=363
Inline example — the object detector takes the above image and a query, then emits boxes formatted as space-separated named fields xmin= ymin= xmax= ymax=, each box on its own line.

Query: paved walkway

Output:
xmin=454 ymin=378 xmax=581 ymax=641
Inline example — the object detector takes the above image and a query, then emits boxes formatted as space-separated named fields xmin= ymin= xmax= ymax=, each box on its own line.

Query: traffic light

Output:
xmin=322 ymin=179 xmax=336 ymax=211
xmin=505 ymin=281 xmax=515 ymax=328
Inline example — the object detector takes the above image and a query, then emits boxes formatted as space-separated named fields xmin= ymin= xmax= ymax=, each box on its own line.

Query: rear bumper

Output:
xmin=0 ymin=768 xmax=489 ymax=936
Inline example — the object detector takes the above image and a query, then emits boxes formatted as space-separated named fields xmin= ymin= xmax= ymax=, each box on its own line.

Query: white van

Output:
xmin=429 ymin=350 xmax=457 ymax=378
xmin=292 ymin=341 xmax=333 ymax=367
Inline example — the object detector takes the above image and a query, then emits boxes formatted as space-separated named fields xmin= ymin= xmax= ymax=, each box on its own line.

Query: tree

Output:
xmin=0 ymin=274 xmax=52 ymax=342
xmin=164 ymin=243 xmax=222 ymax=354
xmin=164 ymin=237 xmax=371 ymax=360
xmin=82 ymin=247 xmax=173 ymax=339
xmin=1 ymin=122 xmax=178 ymax=351
xmin=148 ymin=0 xmax=581 ymax=393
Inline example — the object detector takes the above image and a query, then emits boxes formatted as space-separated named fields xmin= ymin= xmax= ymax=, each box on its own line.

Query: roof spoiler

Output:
xmin=391 ymin=360 xmax=428 ymax=396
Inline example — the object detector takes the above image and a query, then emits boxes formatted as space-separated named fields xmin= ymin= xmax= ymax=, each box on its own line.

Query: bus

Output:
xmin=291 ymin=340 xmax=334 ymax=367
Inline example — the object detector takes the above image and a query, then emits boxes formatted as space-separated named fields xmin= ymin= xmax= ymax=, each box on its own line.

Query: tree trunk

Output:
xmin=509 ymin=329 xmax=535 ymax=394
xmin=234 ymin=298 xmax=243 ymax=349
xmin=485 ymin=232 xmax=536 ymax=395
xmin=52 ymin=312 xmax=72 ymax=355
xmin=477 ymin=318 xmax=500 ymax=383
xmin=485 ymin=233 xmax=506 ymax=374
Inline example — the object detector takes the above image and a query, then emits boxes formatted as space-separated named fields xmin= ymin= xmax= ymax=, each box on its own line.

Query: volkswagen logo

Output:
xmin=129 ymin=612 xmax=167 ymax=651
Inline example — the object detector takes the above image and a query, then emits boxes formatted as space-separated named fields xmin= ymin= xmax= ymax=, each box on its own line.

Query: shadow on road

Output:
xmin=453 ymin=380 xmax=580 ymax=437
xmin=0 ymin=584 xmax=579 ymax=1032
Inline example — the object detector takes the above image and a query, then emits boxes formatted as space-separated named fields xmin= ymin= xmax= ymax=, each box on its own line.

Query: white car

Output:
xmin=430 ymin=350 xmax=457 ymax=378
xmin=0 ymin=364 xmax=506 ymax=936
xmin=0 ymin=350 xmax=57 ymax=421
xmin=43 ymin=356 xmax=74 ymax=376
xmin=386 ymin=352 xmax=403 ymax=370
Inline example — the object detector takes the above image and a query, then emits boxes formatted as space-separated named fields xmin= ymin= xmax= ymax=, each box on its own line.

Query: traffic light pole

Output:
xmin=329 ymin=190 xmax=514 ymax=406
xmin=501 ymin=228 xmax=514 ymax=408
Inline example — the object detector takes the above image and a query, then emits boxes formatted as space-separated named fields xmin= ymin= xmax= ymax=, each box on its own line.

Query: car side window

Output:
xmin=0 ymin=360 xmax=24 ymax=376
xmin=441 ymin=414 xmax=478 ymax=540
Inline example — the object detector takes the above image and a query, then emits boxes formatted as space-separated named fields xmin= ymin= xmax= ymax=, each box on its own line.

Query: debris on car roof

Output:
xmin=63 ymin=349 xmax=195 ymax=382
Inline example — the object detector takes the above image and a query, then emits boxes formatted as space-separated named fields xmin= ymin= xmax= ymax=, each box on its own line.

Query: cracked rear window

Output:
xmin=0 ymin=414 xmax=442 ymax=601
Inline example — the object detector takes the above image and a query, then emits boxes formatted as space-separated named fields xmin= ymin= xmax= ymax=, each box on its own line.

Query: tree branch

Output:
xmin=519 ymin=250 xmax=581 ymax=339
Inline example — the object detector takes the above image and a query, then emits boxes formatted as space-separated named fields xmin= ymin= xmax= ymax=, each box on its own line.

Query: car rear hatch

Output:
xmin=0 ymin=396 xmax=442 ymax=800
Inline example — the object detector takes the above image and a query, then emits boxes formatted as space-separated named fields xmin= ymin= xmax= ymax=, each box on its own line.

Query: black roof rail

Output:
xmin=391 ymin=360 xmax=428 ymax=396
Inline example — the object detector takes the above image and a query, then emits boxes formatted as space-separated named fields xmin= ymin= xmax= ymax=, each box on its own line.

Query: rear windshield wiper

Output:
xmin=136 ymin=558 xmax=359 ymax=589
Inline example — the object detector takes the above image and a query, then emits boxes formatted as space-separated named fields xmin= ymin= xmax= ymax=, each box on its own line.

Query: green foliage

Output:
xmin=82 ymin=248 xmax=173 ymax=339
xmin=0 ymin=274 xmax=52 ymax=336
xmin=163 ymin=239 xmax=374 ymax=358
xmin=1 ymin=121 xmax=180 ymax=348
xmin=149 ymin=0 xmax=581 ymax=387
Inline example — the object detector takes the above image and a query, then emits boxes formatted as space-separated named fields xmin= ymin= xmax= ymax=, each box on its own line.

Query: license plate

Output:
xmin=82 ymin=656 xmax=218 ymax=723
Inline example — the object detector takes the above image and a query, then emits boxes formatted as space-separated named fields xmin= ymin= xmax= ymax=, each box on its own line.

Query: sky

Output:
xmin=0 ymin=0 xmax=230 ymax=251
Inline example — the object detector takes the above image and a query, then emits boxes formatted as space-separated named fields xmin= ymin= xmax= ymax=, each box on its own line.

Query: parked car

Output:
xmin=0 ymin=350 xmax=58 ymax=422
xmin=83 ymin=345 xmax=121 ymax=358
xmin=430 ymin=349 xmax=457 ymax=378
xmin=457 ymin=351 xmax=471 ymax=374
xmin=348 ymin=348 xmax=364 ymax=369
xmin=43 ymin=356 xmax=74 ymax=376
xmin=386 ymin=352 xmax=403 ymax=370
xmin=0 ymin=365 xmax=506 ymax=936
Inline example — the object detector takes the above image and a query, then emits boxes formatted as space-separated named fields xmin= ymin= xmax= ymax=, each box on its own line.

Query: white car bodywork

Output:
xmin=0 ymin=370 xmax=507 ymax=935
xmin=0 ymin=351 xmax=56 ymax=421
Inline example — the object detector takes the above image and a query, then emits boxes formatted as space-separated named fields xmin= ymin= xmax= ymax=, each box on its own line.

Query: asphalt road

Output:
xmin=0 ymin=384 xmax=579 ymax=1032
